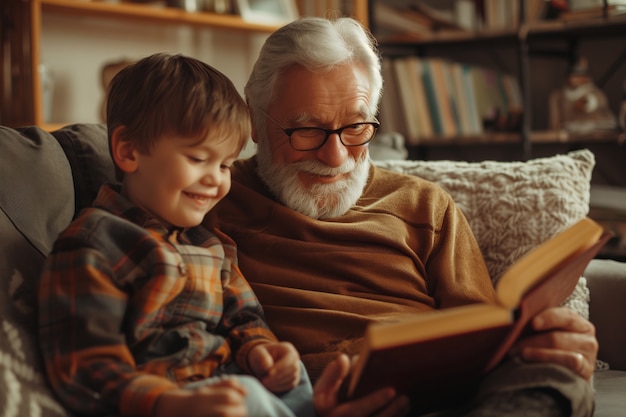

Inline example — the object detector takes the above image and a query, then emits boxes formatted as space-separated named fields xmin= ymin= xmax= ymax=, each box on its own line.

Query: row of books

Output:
xmin=379 ymin=56 xmax=524 ymax=145
xmin=483 ymin=0 xmax=551 ymax=29
xmin=372 ymin=0 xmax=546 ymax=40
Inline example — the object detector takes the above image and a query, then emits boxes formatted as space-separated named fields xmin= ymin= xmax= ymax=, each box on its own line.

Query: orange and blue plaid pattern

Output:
xmin=38 ymin=184 xmax=277 ymax=417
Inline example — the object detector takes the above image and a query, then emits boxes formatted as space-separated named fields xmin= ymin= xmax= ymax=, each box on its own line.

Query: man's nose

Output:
xmin=314 ymin=132 xmax=349 ymax=168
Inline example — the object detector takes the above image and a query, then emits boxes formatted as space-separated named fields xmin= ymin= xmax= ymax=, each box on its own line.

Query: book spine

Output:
xmin=421 ymin=60 xmax=444 ymax=136
xmin=462 ymin=64 xmax=483 ymax=135
xmin=429 ymin=59 xmax=458 ymax=137
xmin=407 ymin=57 xmax=434 ymax=140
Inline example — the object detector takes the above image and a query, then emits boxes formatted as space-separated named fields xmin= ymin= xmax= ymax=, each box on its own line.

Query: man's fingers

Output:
xmin=315 ymin=354 xmax=351 ymax=394
xmin=532 ymin=307 xmax=594 ymax=334
xmin=520 ymin=347 xmax=594 ymax=381
xmin=371 ymin=395 xmax=411 ymax=417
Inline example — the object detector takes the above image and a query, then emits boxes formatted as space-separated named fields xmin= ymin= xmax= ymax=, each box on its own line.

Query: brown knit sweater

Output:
xmin=205 ymin=157 xmax=497 ymax=380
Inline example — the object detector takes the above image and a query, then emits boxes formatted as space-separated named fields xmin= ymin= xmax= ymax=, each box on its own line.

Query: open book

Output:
xmin=342 ymin=217 xmax=610 ymax=412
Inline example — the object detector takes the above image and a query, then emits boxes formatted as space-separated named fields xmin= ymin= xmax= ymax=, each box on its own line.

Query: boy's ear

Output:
xmin=111 ymin=126 xmax=139 ymax=174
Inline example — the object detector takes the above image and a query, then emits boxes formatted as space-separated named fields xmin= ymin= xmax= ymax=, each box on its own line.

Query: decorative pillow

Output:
xmin=374 ymin=149 xmax=595 ymax=332
xmin=374 ymin=149 xmax=594 ymax=283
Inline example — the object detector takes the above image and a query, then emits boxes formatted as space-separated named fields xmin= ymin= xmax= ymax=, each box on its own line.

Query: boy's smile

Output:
xmin=120 ymin=132 xmax=239 ymax=229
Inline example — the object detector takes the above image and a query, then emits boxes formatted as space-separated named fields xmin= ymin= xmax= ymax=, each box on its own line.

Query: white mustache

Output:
xmin=290 ymin=158 xmax=357 ymax=177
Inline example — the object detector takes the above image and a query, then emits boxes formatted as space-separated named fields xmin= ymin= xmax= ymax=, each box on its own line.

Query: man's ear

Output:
xmin=248 ymin=104 xmax=259 ymax=144
xmin=111 ymin=126 xmax=139 ymax=174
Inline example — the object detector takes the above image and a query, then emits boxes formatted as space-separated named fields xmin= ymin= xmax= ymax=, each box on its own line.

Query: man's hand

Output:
xmin=248 ymin=342 xmax=301 ymax=393
xmin=314 ymin=354 xmax=410 ymax=417
xmin=512 ymin=306 xmax=598 ymax=381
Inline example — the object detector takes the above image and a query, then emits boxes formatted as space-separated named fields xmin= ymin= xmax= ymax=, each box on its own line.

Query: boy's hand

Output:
xmin=249 ymin=342 xmax=301 ymax=393
xmin=154 ymin=378 xmax=247 ymax=417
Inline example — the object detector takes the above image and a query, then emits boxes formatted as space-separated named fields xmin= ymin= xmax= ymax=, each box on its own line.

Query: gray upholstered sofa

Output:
xmin=1 ymin=123 xmax=625 ymax=416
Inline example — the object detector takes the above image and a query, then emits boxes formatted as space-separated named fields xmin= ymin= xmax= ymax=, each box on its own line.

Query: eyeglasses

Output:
xmin=259 ymin=108 xmax=380 ymax=151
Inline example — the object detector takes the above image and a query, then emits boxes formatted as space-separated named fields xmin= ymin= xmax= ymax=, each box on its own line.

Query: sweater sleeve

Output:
xmin=426 ymin=196 xmax=497 ymax=309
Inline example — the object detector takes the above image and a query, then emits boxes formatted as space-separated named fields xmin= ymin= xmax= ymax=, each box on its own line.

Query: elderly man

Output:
xmin=205 ymin=17 xmax=597 ymax=417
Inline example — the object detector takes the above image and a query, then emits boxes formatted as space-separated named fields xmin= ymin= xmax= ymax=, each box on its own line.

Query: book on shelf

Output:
xmin=449 ymin=62 xmax=476 ymax=136
xmin=408 ymin=2 xmax=462 ymax=30
xmin=482 ymin=68 xmax=507 ymax=128
xmin=379 ymin=59 xmax=408 ymax=138
xmin=406 ymin=57 xmax=435 ymax=140
xmin=483 ymin=0 xmax=520 ymax=30
xmin=461 ymin=63 xmax=484 ymax=135
xmin=341 ymin=217 xmax=610 ymax=413
xmin=391 ymin=58 xmax=422 ymax=141
xmin=378 ymin=56 xmax=522 ymax=142
xmin=423 ymin=58 xmax=458 ymax=137
xmin=558 ymin=5 xmax=622 ymax=21
xmin=419 ymin=59 xmax=443 ymax=137
xmin=442 ymin=61 xmax=462 ymax=136
xmin=373 ymin=2 xmax=433 ymax=40
xmin=525 ymin=0 xmax=548 ymax=23
xmin=499 ymin=72 xmax=524 ymax=130
xmin=470 ymin=65 xmax=523 ymax=131
xmin=393 ymin=57 xmax=435 ymax=144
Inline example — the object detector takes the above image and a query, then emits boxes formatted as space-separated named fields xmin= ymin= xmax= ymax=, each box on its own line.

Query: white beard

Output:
xmin=256 ymin=140 xmax=370 ymax=219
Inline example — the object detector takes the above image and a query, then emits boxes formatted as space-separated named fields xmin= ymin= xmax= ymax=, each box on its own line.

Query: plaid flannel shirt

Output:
xmin=38 ymin=184 xmax=277 ymax=417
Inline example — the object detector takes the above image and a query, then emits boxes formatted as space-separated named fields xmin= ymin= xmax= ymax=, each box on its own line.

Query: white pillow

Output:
xmin=374 ymin=149 xmax=594 ymax=282
xmin=375 ymin=149 xmax=606 ymax=369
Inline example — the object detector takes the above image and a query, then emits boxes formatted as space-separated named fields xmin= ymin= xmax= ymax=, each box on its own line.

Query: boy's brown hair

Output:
xmin=106 ymin=53 xmax=250 ymax=179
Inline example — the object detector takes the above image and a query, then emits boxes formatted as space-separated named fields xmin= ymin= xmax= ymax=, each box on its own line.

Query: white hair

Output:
xmin=247 ymin=16 xmax=380 ymax=219
xmin=244 ymin=16 xmax=383 ymax=132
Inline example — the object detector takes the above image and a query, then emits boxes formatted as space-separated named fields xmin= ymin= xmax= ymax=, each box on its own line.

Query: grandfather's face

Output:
xmin=254 ymin=64 xmax=374 ymax=219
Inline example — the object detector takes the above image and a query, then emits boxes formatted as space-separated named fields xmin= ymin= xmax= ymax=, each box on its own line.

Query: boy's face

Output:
xmin=122 ymin=131 xmax=240 ymax=228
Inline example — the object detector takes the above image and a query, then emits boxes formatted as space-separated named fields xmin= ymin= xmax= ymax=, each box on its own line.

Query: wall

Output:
xmin=41 ymin=12 xmax=267 ymax=125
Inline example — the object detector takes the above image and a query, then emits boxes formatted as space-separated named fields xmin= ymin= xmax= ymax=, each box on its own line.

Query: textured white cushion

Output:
xmin=373 ymin=147 xmax=598 ymax=356
xmin=375 ymin=149 xmax=603 ymax=367
xmin=374 ymin=149 xmax=594 ymax=283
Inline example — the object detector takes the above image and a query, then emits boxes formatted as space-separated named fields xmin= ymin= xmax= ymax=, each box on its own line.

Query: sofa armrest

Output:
xmin=585 ymin=259 xmax=626 ymax=371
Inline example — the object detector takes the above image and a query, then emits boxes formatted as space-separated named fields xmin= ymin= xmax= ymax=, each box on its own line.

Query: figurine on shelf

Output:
xmin=548 ymin=56 xmax=617 ymax=134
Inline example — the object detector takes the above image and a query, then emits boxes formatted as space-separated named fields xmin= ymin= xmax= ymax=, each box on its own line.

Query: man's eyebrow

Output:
xmin=293 ymin=109 xmax=372 ymax=125
xmin=293 ymin=112 xmax=312 ymax=124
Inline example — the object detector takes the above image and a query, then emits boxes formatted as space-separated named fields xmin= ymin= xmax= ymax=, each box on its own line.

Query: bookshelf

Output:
xmin=0 ymin=0 xmax=368 ymax=131
xmin=369 ymin=0 xmax=626 ymax=161
xmin=1 ymin=0 xmax=281 ymax=130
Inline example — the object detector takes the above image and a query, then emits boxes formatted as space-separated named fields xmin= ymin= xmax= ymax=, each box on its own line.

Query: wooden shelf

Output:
xmin=530 ymin=130 xmax=625 ymax=144
xmin=377 ymin=13 xmax=626 ymax=46
xmin=524 ymin=12 xmax=626 ymax=38
xmin=407 ymin=130 xmax=624 ymax=147
xmin=409 ymin=132 xmax=520 ymax=146
xmin=0 ymin=0 xmax=367 ymax=128
xmin=371 ymin=0 xmax=625 ymax=159
xmin=39 ymin=0 xmax=280 ymax=33
xmin=4 ymin=0 xmax=286 ymax=128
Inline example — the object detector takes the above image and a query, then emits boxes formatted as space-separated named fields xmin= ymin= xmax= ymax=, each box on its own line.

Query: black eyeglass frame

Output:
xmin=259 ymin=108 xmax=380 ymax=151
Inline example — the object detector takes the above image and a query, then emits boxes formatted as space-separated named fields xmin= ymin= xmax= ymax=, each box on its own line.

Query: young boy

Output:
xmin=38 ymin=53 xmax=314 ymax=417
